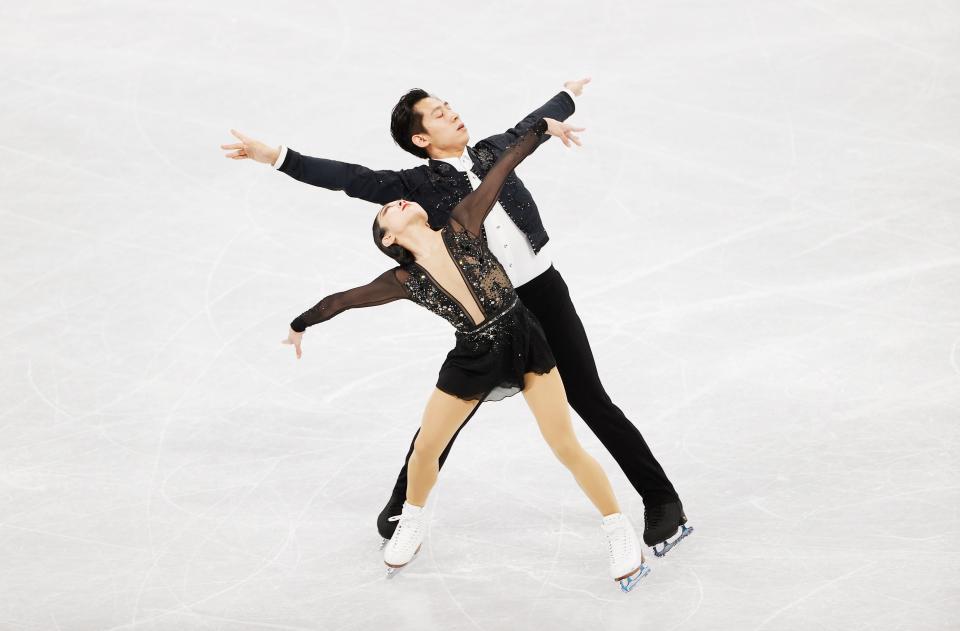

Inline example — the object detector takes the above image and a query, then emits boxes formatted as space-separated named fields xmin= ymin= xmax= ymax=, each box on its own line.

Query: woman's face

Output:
xmin=377 ymin=198 xmax=427 ymax=246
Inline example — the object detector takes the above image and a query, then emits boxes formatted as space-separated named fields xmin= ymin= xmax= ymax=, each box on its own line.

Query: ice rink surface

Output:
xmin=2 ymin=1 xmax=959 ymax=629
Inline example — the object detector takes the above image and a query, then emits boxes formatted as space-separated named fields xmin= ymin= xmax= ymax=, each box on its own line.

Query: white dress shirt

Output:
xmin=435 ymin=146 xmax=554 ymax=287
xmin=274 ymin=88 xmax=576 ymax=287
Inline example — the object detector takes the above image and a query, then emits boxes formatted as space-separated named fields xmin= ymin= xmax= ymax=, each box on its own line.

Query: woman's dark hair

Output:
xmin=390 ymin=88 xmax=431 ymax=160
xmin=372 ymin=211 xmax=416 ymax=265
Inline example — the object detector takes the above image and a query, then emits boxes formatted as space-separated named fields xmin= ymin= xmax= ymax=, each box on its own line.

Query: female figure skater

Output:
xmin=281 ymin=117 xmax=649 ymax=592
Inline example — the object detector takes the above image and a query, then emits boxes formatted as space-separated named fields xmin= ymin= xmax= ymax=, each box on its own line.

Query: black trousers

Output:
xmin=386 ymin=264 xmax=680 ymax=506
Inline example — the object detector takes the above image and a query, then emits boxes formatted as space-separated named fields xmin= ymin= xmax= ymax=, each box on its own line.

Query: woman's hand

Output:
xmin=221 ymin=129 xmax=281 ymax=165
xmin=281 ymin=327 xmax=304 ymax=359
xmin=544 ymin=118 xmax=586 ymax=148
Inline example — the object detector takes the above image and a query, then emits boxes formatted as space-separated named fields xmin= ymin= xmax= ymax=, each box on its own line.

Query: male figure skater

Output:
xmin=221 ymin=78 xmax=693 ymax=556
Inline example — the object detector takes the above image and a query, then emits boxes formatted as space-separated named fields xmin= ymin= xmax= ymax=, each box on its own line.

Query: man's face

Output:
xmin=412 ymin=96 xmax=469 ymax=153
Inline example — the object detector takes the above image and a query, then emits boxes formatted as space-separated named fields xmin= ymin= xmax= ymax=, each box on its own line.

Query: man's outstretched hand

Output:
xmin=563 ymin=77 xmax=591 ymax=97
xmin=221 ymin=129 xmax=281 ymax=165
xmin=545 ymin=117 xmax=586 ymax=148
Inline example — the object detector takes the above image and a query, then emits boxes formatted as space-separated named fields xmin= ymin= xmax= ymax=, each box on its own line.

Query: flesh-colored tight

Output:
xmin=405 ymin=367 xmax=620 ymax=517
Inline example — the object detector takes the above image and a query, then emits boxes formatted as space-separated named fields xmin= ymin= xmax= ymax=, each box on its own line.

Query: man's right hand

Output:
xmin=221 ymin=129 xmax=281 ymax=165
xmin=544 ymin=117 xmax=586 ymax=148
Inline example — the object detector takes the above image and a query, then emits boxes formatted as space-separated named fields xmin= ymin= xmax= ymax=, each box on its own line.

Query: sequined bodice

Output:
xmin=400 ymin=220 xmax=516 ymax=333
xmin=288 ymin=117 xmax=549 ymax=336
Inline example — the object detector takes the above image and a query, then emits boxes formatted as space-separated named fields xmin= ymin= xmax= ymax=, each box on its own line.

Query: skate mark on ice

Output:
xmin=524 ymin=503 xmax=567 ymax=621
xmin=113 ymin=445 xmax=384 ymax=631
xmin=753 ymin=560 xmax=878 ymax=630
xmin=426 ymin=488 xmax=486 ymax=631
xmin=802 ymin=1 xmax=940 ymax=61
xmin=581 ymin=215 xmax=792 ymax=299
xmin=664 ymin=567 xmax=705 ymax=631
xmin=951 ymin=336 xmax=960 ymax=378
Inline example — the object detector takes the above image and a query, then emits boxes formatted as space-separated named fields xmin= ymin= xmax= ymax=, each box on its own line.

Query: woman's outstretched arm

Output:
xmin=283 ymin=267 xmax=411 ymax=359
xmin=289 ymin=267 xmax=408 ymax=333
xmin=450 ymin=117 xmax=550 ymax=237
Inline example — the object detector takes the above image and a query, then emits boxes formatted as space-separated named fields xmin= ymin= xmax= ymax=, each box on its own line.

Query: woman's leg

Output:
xmin=522 ymin=367 xmax=620 ymax=516
xmin=406 ymin=388 xmax=480 ymax=506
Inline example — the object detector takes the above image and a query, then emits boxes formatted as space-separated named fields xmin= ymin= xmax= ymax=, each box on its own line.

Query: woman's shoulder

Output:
xmin=445 ymin=215 xmax=469 ymax=233
xmin=445 ymin=216 xmax=483 ymax=247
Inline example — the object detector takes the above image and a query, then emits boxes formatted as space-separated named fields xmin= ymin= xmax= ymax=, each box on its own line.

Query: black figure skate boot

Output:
xmin=377 ymin=492 xmax=405 ymax=549
xmin=643 ymin=499 xmax=694 ymax=557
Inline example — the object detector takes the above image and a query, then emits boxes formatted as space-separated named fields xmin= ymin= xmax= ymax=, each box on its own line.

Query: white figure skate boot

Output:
xmin=383 ymin=501 xmax=426 ymax=578
xmin=601 ymin=512 xmax=651 ymax=592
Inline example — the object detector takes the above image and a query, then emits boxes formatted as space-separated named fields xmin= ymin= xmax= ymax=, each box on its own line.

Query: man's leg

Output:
xmin=377 ymin=398 xmax=485 ymax=541
xmin=516 ymin=265 xmax=680 ymax=506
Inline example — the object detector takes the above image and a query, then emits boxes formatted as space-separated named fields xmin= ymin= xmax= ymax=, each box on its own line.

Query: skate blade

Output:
xmin=617 ymin=563 xmax=651 ymax=593
xmin=384 ymin=543 xmax=422 ymax=579
xmin=652 ymin=524 xmax=694 ymax=558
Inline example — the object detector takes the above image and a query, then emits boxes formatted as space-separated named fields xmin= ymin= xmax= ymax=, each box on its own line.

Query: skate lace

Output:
xmin=604 ymin=522 xmax=628 ymax=566
xmin=645 ymin=503 xmax=666 ymax=528
xmin=390 ymin=513 xmax=423 ymax=553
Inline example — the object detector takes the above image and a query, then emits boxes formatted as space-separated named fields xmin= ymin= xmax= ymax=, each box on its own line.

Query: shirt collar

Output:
xmin=434 ymin=147 xmax=474 ymax=172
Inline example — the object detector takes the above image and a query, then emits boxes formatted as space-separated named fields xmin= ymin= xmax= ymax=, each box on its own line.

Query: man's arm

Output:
xmin=222 ymin=128 xmax=425 ymax=205
xmin=478 ymin=88 xmax=576 ymax=155
xmin=275 ymin=149 xmax=425 ymax=205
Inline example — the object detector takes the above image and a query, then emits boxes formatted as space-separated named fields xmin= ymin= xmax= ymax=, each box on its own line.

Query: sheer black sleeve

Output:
xmin=290 ymin=267 xmax=409 ymax=332
xmin=450 ymin=117 xmax=549 ymax=237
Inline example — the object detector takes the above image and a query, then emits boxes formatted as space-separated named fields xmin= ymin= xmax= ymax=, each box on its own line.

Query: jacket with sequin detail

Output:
xmin=276 ymin=91 xmax=575 ymax=255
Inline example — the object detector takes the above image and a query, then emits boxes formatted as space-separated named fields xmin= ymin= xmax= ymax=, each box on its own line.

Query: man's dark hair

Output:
xmin=372 ymin=212 xmax=415 ymax=265
xmin=390 ymin=88 xmax=431 ymax=160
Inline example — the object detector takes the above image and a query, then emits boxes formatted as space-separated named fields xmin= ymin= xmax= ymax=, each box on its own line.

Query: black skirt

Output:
xmin=435 ymin=297 xmax=557 ymax=402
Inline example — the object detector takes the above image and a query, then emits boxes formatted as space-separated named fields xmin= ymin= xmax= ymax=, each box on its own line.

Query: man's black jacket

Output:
xmin=276 ymin=91 xmax=576 ymax=254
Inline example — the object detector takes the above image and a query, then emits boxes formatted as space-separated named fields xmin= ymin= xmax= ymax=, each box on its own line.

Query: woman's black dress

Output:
xmin=290 ymin=117 xmax=556 ymax=402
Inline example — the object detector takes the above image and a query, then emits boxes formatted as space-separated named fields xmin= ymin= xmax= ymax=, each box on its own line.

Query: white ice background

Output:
xmin=1 ymin=1 xmax=958 ymax=629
